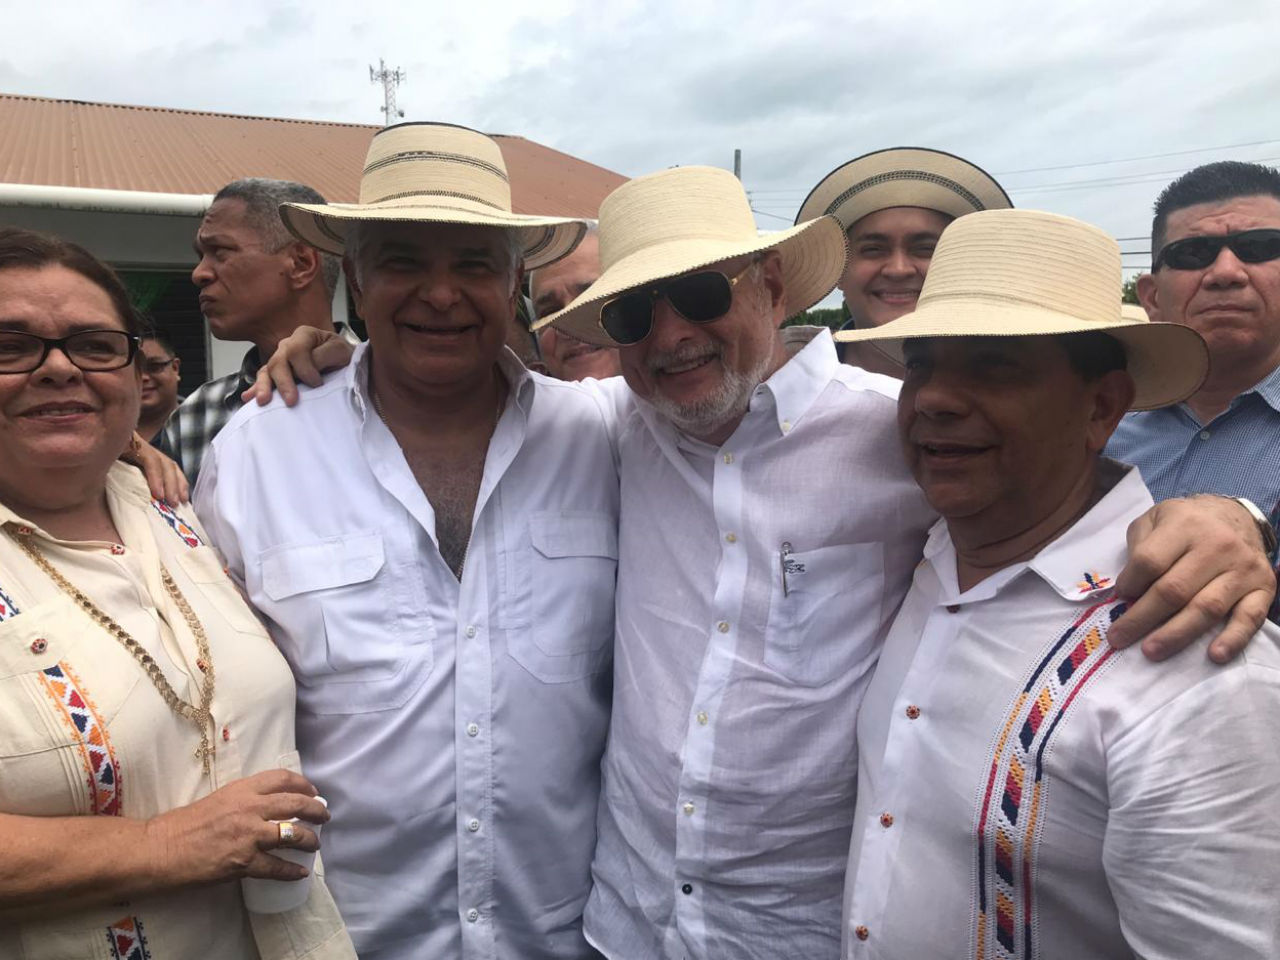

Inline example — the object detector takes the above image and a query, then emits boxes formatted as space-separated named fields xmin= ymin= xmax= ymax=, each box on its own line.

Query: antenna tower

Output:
xmin=369 ymin=58 xmax=406 ymax=125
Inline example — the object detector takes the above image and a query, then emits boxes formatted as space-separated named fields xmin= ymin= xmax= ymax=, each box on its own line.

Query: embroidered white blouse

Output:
xmin=0 ymin=463 xmax=353 ymax=960
xmin=585 ymin=328 xmax=937 ymax=959
xmin=195 ymin=344 xmax=619 ymax=960
xmin=843 ymin=465 xmax=1280 ymax=959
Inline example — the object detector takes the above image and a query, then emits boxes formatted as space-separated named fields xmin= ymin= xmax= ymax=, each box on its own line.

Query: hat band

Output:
xmin=363 ymin=149 xmax=510 ymax=183
xmin=366 ymin=188 xmax=505 ymax=210
xmin=825 ymin=169 xmax=988 ymax=219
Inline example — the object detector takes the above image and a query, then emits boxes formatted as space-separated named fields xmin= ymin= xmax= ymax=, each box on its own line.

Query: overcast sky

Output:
xmin=4 ymin=0 xmax=1279 ymax=277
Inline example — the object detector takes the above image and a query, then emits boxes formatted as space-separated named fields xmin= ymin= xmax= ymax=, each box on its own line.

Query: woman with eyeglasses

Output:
xmin=0 ymin=228 xmax=354 ymax=959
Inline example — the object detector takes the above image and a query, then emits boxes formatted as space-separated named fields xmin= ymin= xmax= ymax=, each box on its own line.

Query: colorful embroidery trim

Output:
xmin=151 ymin=498 xmax=203 ymax=548
xmin=972 ymin=598 xmax=1126 ymax=959
xmin=38 ymin=663 xmax=122 ymax=817
xmin=1073 ymin=571 xmax=1112 ymax=596
xmin=0 ymin=582 xmax=17 ymax=622
xmin=107 ymin=915 xmax=152 ymax=960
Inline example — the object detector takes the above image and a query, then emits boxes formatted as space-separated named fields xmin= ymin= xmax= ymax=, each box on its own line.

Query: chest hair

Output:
xmin=402 ymin=445 xmax=487 ymax=578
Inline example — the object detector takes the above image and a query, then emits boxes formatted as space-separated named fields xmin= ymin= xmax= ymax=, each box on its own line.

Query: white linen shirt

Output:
xmin=194 ymin=344 xmax=619 ymax=960
xmin=586 ymin=328 xmax=937 ymax=959
xmin=844 ymin=465 xmax=1280 ymax=959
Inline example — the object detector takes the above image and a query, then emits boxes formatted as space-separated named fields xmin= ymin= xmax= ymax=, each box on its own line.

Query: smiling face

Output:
xmin=1138 ymin=194 xmax=1280 ymax=378
xmin=617 ymin=252 xmax=789 ymax=443
xmin=533 ymin=234 xmax=622 ymax=380
xmin=839 ymin=206 xmax=953 ymax=328
xmin=0 ymin=265 xmax=141 ymax=480
xmin=138 ymin=337 xmax=180 ymax=420
xmin=898 ymin=336 xmax=1131 ymax=541
xmin=349 ymin=221 xmax=520 ymax=391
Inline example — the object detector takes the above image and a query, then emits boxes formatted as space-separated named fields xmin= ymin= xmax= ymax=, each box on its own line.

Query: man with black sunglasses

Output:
xmin=1111 ymin=161 xmax=1280 ymax=615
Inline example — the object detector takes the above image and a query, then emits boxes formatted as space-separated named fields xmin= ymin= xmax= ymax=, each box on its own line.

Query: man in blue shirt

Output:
xmin=1109 ymin=161 xmax=1280 ymax=615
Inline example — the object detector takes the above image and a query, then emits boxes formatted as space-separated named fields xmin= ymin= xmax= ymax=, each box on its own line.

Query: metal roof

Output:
xmin=0 ymin=93 xmax=626 ymax=217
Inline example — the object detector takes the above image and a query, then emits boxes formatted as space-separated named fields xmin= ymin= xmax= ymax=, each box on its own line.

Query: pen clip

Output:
xmin=780 ymin=541 xmax=793 ymax=598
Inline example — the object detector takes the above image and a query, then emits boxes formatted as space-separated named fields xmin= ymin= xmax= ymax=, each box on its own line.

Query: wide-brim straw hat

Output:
xmin=834 ymin=209 xmax=1208 ymax=411
xmin=279 ymin=121 xmax=588 ymax=270
xmin=535 ymin=166 xmax=848 ymax=346
xmin=796 ymin=147 xmax=1012 ymax=230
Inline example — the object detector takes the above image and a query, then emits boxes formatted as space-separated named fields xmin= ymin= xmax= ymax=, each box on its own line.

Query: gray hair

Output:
xmin=527 ymin=220 xmax=597 ymax=297
xmin=212 ymin=178 xmax=341 ymax=296
xmin=346 ymin=220 xmax=523 ymax=287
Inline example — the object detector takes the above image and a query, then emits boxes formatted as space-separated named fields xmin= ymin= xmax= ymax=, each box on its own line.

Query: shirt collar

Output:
xmin=924 ymin=460 xmax=1153 ymax=605
xmin=752 ymin=325 xmax=839 ymax=437
xmin=233 ymin=346 xmax=264 ymax=395
xmin=347 ymin=342 xmax=536 ymax=421
xmin=1249 ymin=362 xmax=1280 ymax=414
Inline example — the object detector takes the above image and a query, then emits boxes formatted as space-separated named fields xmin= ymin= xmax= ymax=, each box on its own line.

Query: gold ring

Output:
xmin=277 ymin=821 xmax=297 ymax=845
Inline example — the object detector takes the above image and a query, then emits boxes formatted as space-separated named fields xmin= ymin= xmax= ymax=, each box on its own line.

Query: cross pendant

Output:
xmin=195 ymin=733 xmax=215 ymax=775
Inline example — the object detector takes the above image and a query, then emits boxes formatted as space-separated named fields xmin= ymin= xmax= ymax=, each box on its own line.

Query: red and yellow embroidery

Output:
xmin=1073 ymin=571 xmax=1112 ymax=596
xmin=107 ymin=915 xmax=152 ymax=960
xmin=972 ymin=598 xmax=1126 ymax=959
xmin=37 ymin=662 xmax=121 ymax=817
xmin=151 ymin=498 xmax=203 ymax=548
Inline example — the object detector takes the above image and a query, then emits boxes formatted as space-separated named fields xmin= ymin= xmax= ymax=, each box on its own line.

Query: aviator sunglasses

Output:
xmin=598 ymin=257 xmax=760 ymax=345
xmin=1154 ymin=228 xmax=1280 ymax=271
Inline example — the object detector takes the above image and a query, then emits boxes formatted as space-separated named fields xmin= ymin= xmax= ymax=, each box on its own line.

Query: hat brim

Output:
xmin=796 ymin=147 xmax=1013 ymax=229
xmin=835 ymin=300 xmax=1209 ymax=411
xmin=534 ymin=215 xmax=848 ymax=347
xmin=280 ymin=198 xmax=588 ymax=271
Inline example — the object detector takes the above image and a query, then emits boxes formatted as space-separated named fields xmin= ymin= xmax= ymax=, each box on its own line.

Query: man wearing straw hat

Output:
xmin=251 ymin=162 xmax=1277 ymax=957
xmin=194 ymin=122 xmax=615 ymax=960
xmin=836 ymin=208 xmax=1280 ymax=957
xmin=796 ymin=147 xmax=1012 ymax=376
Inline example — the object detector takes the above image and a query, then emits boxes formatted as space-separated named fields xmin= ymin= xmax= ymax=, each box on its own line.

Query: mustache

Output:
xmin=646 ymin=342 xmax=721 ymax=375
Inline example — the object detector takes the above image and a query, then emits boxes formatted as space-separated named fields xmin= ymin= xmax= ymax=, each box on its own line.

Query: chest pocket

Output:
xmin=0 ymin=595 xmax=136 ymax=817
xmin=259 ymin=532 xmax=434 ymax=714
xmin=507 ymin=511 xmax=616 ymax=683
xmin=764 ymin=541 xmax=886 ymax=687
xmin=175 ymin=547 xmax=268 ymax=636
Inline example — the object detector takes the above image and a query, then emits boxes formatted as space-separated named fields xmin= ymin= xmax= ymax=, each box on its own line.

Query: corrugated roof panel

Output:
xmin=0 ymin=94 xmax=625 ymax=215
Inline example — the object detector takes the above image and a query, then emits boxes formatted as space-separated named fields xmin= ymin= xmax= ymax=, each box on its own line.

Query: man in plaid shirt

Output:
xmin=164 ymin=178 xmax=356 ymax=484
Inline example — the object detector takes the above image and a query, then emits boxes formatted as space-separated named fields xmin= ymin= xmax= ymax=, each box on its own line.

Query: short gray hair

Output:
xmin=527 ymin=219 xmax=596 ymax=300
xmin=212 ymin=178 xmax=341 ymax=296
xmin=346 ymin=220 xmax=523 ymax=286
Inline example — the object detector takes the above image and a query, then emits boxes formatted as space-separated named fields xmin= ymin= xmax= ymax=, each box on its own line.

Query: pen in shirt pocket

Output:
xmin=779 ymin=541 xmax=805 ymax=597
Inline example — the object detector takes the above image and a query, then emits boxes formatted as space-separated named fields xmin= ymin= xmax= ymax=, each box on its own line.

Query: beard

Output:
xmin=644 ymin=341 xmax=775 ymax=441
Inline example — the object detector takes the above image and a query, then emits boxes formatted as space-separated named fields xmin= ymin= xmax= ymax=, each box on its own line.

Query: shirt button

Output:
xmin=467 ymin=818 xmax=481 ymax=832
xmin=880 ymin=812 xmax=894 ymax=828
xmin=1199 ymin=430 xmax=1211 ymax=441
xmin=466 ymin=908 xmax=479 ymax=923
xmin=725 ymin=533 xmax=737 ymax=544
xmin=110 ymin=543 xmax=126 ymax=556
xmin=682 ymin=801 xmax=695 ymax=815
xmin=681 ymin=883 xmax=694 ymax=895
xmin=781 ymin=420 xmax=792 ymax=433
xmin=696 ymin=711 xmax=709 ymax=725
xmin=855 ymin=925 xmax=870 ymax=941
xmin=221 ymin=726 xmax=231 ymax=742
xmin=905 ymin=705 xmax=921 ymax=720
xmin=465 ymin=625 xmax=477 ymax=639
xmin=945 ymin=604 xmax=961 ymax=614
xmin=15 ymin=526 xmax=32 ymax=536
xmin=722 ymin=452 xmax=734 ymax=465
xmin=196 ymin=658 xmax=209 ymax=673
xmin=466 ymin=723 xmax=480 ymax=737
xmin=29 ymin=638 xmax=48 ymax=654
xmin=717 ymin=621 xmax=730 ymax=633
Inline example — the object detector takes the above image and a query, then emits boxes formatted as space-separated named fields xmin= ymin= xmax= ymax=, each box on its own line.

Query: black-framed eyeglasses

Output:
xmin=1154 ymin=228 xmax=1280 ymax=271
xmin=0 ymin=329 xmax=140 ymax=374
xmin=141 ymin=356 xmax=178 ymax=376
xmin=598 ymin=258 xmax=760 ymax=346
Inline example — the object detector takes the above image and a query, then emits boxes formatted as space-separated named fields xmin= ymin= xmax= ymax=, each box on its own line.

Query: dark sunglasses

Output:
xmin=599 ymin=258 xmax=759 ymax=345
xmin=1154 ymin=228 xmax=1280 ymax=271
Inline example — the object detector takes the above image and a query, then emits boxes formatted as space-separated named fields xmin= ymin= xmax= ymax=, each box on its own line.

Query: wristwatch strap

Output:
xmin=1233 ymin=497 xmax=1280 ymax=563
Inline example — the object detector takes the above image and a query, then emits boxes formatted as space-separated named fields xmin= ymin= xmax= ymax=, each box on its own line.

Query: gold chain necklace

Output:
xmin=12 ymin=530 xmax=218 ymax=774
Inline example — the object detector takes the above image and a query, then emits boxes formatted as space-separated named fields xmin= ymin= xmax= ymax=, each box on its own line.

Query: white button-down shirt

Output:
xmin=586 ymin=328 xmax=936 ymax=959
xmin=844 ymin=464 xmax=1280 ymax=958
xmin=195 ymin=344 xmax=619 ymax=960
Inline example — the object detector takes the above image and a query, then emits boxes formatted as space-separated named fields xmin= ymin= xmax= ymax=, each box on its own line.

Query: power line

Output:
xmin=993 ymin=137 xmax=1280 ymax=176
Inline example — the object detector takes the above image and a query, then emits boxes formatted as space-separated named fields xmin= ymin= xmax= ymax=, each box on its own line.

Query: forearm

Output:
xmin=0 ymin=812 xmax=172 ymax=912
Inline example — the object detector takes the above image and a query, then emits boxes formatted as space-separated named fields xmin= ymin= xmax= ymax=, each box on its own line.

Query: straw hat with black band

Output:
xmin=835 ymin=209 xmax=1209 ymax=411
xmin=279 ymin=121 xmax=588 ymax=271
xmin=795 ymin=146 xmax=1013 ymax=230
xmin=534 ymin=165 xmax=847 ymax=347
